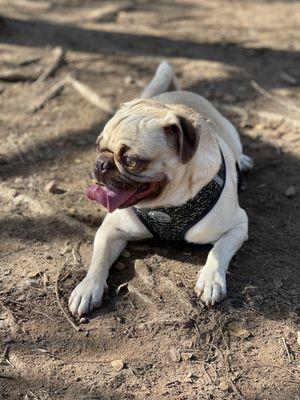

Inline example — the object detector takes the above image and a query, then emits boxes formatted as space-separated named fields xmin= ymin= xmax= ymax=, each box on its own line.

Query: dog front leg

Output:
xmin=69 ymin=210 xmax=150 ymax=316
xmin=194 ymin=211 xmax=248 ymax=306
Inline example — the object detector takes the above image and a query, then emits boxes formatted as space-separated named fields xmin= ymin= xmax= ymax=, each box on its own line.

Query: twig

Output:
xmin=36 ymin=47 xmax=65 ymax=83
xmin=228 ymin=377 xmax=246 ymax=400
xmin=1 ymin=345 xmax=9 ymax=364
xmin=282 ymin=336 xmax=292 ymax=363
xmin=82 ymin=1 xmax=134 ymax=23
xmin=71 ymin=240 xmax=82 ymax=269
xmin=250 ymin=80 xmax=300 ymax=114
xmin=9 ymin=138 xmax=25 ymax=163
xmin=55 ymin=259 xmax=81 ymax=332
xmin=66 ymin=75 xmax=115 ymax=114
xmin=203 ymin=363 xmax=217 ymax=385
xmin=29 ymin=77 xmax=67 ymax=112
xmin=0 ymin=298 xmax=57 ymax=322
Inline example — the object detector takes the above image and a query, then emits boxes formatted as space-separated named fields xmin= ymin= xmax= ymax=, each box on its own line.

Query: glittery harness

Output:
xmin=134 ymin=150 xmax=229 ymax=242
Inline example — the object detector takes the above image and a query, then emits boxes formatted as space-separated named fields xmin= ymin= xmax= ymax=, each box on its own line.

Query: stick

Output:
xmin=0 ymin=69 xmax=37 ymax=82
xmin=66 ymin=75 xmax=114 ymax=114
xmin=1 ymin=345 xmax=9 ymax=364
xmin=29 ymin=77 xmax=67 ymax=112
xmin=36 ymin=47 xmax=65 ymax=83
xmin=228 ymin=377 xmax=246 ymax=400
xmin=0 ymin=374 xmax=15 ymax=379
xmin=83 ymin=2 xmax=134 ymax=23
xmin=55 ymin=259 xmax=81 ymax=332
xmin=0 ymin=298 xmax=57 ymax=322
xmin=71 ymin=240 xmax=82 ymax=269
xmin=250 ymin=80 xmax=300 ymax=114
xmin=282 ymin=337 xmax=292 ymax=363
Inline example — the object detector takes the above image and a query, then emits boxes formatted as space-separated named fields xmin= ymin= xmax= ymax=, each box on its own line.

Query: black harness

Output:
xmin=134 ymin=151 xmax=228 ymax=242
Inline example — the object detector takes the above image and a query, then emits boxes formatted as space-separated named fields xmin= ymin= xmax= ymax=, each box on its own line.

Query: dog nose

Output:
xmin=94 ymin=157 xmax=114 ymax=180
xmin=98 ymin=159 xmax=112 ymax=172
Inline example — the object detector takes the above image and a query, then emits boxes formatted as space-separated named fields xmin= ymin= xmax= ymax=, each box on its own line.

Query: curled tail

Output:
xmin=141 ymin=61 xmax=179 ymax=98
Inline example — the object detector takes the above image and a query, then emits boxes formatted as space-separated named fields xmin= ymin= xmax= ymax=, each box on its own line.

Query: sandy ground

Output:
xmin=0 ymin=0 xmax=300 ymax=399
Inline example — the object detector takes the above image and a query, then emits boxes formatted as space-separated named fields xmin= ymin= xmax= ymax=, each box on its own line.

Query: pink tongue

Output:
xmin=86 ymin=184 xmax=138 ymax=213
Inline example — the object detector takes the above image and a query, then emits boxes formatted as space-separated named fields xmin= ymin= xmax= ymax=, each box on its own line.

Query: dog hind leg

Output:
xmin=141 ymin=61 xmax=179 ymax=98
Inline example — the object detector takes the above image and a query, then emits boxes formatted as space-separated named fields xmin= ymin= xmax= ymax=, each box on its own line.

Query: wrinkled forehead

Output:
xmin=99 ymin=100 xmax=170 ymax=156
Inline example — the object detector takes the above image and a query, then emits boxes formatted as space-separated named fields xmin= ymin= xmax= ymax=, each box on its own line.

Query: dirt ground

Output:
xmin=0 ymin=0 xmax=300 ymax=399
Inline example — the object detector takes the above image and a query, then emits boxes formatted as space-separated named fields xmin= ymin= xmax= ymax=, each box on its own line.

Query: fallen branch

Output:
xmin=0 ymin=69 xmax=37 ymax=82
xmin=55 ymin=259 xmax=81 ymax=332
xmin=66 ymin=75 xmax=115 ymax=114
xmin=36 ymin=47 xmax=65 ymax=83
xmin=29 ymin=77 xmax=67 ymax=112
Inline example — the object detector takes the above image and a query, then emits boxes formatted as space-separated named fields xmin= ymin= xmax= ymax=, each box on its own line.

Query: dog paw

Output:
xmin=68 ymin=277 xmax=106 ymax=316
xmin=194 ymin=269 xmax=226 ymax=306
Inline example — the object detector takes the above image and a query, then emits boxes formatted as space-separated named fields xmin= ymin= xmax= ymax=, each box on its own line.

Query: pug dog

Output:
xmin=69 ymin=62 xmax=253 ymax=317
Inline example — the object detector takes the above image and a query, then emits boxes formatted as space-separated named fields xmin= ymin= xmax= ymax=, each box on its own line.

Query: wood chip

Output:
xmin=169 ymin=348 xmax=181 ymax=363
xmin=44 ymin=180 xmax=57 ymax=194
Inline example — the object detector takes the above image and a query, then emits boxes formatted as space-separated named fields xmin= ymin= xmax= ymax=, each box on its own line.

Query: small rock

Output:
xmin=44 ymin=180 xmax=57 ymax=194
xmin=181 ymin=352 xmax=193 ymax=361
xmin=124 ymin=75 xmax=135 ymax=85
xmin=111 ymin=359 xmax=124 ymax=371
xmin=274 ymin=277 xmax=283 ymax=288
xmin=169 ymin=348 xmax=181 ymax=363
xmin=45 ymin=254 xmax=53 ymax=260
xmin=285 ymin=185 xmax=297 ymax=198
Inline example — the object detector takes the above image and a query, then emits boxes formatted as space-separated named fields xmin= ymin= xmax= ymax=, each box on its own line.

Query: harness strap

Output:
xmin=134 ymin=150 xmax=227 ymax=242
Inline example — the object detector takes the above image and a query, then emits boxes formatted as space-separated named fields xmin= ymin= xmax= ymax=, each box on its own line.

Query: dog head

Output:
xmin=87 ymin=98 xmax=201 ymax=212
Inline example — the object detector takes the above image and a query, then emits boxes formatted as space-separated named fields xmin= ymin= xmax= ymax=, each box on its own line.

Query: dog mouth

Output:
xmin=86 ymin=181 xmax=162 ymax=213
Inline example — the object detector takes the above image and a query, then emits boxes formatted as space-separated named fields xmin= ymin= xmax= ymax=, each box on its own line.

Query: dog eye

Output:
xmin=123 ymin=156 xmax=137 ymax=168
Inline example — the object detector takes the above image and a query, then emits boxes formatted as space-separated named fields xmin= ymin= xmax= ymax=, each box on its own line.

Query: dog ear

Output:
xmin=164 ymin=116 xmax=200 ymax=164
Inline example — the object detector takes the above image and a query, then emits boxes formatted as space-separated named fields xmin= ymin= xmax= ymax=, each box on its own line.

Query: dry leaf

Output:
xmin=228 ymin=323 xmax=250 ymax=338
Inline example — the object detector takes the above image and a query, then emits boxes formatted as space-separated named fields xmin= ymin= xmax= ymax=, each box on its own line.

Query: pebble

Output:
xmin=285 ymin=185 xmax=297 ymax=198
xmin=124 ymin=75 xmax=135 ymax=85
xmin=111 ymin=359 xmax=124 ymax=371
xmin=181 ymin=352 xmax=193 ymax=361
